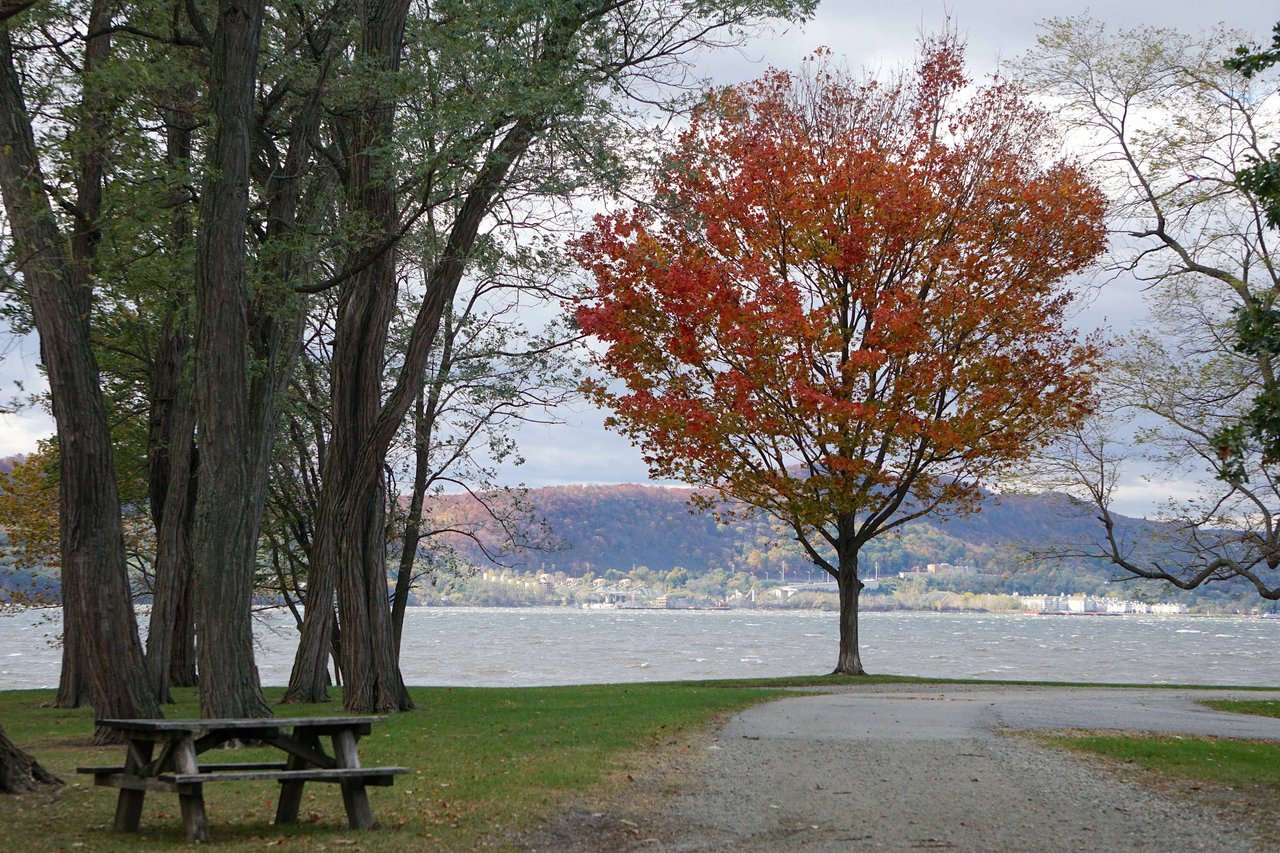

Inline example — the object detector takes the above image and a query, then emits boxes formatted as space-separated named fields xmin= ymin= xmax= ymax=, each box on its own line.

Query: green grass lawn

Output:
xmin=0 ymin=679 xmax=829 ymax=851
xmin=1200 ymin=698 xmax=1280 ymax=718
xmin=1040 ymin=696 xmax=1280 ymax=792
xmin=1045 ymin=732 xmax=1280 ymax=788
xmin=4 ymin=676 xmax=1279 ymax=850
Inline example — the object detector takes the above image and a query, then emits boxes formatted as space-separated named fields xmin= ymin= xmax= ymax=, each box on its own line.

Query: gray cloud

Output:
xmin=3 ymin=1 xmax=1273 ymax=517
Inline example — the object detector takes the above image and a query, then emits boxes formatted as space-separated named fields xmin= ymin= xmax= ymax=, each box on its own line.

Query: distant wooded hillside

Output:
xmin=422 ymin=483 xmax=1246 ymax=602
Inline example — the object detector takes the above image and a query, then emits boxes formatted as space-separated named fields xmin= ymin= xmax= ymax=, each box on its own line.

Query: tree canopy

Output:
xmin=1019 ymin=17 xmax=1280 ymax=601
xmin=574 ymin=39 xmax=1107 ymax=673
xmin=0 ymin=0 xmax=821 ymax=723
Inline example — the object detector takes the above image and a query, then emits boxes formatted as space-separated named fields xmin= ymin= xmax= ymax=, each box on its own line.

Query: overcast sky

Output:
xmin=1 ymin=0 xmax=1275 ymax=516
xmin=490 ymin=1 xmax=1277 ymax=515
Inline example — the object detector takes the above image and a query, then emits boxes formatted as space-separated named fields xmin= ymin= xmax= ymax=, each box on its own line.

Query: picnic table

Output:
xmin=78 ymin=715 xmax=408 ymax=842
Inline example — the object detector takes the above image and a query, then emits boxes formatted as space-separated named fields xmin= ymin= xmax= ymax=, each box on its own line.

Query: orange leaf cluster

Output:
xmin=572 ymin=39 xmax=1106 ymax=541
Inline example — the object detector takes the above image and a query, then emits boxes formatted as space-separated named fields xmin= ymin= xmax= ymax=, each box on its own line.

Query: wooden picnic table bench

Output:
xmin=78 ymin=716 xmax=408 ymax=842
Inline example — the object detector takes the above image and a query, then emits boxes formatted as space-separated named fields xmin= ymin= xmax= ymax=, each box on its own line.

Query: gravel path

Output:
xmin=522 ymin=683 xmax=1280 ymax=852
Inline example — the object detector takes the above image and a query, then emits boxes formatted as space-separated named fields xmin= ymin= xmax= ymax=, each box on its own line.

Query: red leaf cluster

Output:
xmin=572 ymin=38 xmax=1106 ymax=539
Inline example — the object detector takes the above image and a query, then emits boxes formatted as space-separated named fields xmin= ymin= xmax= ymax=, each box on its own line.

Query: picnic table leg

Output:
xmin=113 ymin=739 xmax=153 ymax=832
xmin=173 ymin=736 xmax=209 ymax=842
xmin=331 ymin=729 xmax=375 ymax=829
xmin=275 ymin=731 xmax=318 ymax=825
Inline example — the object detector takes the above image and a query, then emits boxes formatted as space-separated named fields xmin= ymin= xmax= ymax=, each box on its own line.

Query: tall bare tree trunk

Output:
xmin=0 ymin=18 xmax=160 ymax=736
xmin=285 ymin=4 xmax=582 ymax=710
xmin=147 ymin=320 xmax=199 ymax=699
xmin=284 ymin=0 xmax=413 ymax=711
xmin=191 ymin=0 xmax=271 ymax=719
xmin=146 ymin=81 xmax=201 ymax=698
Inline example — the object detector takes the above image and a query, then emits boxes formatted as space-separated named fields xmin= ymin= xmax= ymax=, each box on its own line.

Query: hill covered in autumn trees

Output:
xmin=424 ymin=483 xmax=1218 ymax=600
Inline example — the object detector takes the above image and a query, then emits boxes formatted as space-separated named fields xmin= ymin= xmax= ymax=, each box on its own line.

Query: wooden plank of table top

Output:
xmin=96 ymin=716 xmax=389 ymax=731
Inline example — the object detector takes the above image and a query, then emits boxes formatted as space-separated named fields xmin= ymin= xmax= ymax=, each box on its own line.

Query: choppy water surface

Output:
xmin=2 ymin=607 xmax=1278 ymax=690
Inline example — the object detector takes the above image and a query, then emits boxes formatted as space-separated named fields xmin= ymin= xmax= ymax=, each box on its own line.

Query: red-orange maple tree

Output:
xmin=573 ymin=40 xmax=1107 ymax=675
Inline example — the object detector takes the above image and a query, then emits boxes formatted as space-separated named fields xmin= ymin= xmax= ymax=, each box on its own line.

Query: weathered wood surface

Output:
xmin=167 ymin=767 xmax=405 ymax=784
xmin=77 ymin=766 xmax=405 ymax=789
xmin=79 ymin=761 xmax=290 ymax=774
xmin=96 ymin=716 xmax=386 ymax=731
xmin=82 ymin=716 xmax=404 ymax=842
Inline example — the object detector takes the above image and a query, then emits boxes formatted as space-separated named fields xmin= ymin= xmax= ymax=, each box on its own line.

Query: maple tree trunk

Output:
xmin=833 ymin=553 xmax=867 ymax=676
xmin=0 ymin=727 xmax=61 ymax=794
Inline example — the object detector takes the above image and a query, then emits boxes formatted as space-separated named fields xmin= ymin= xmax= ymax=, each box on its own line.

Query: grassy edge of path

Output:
xmin=1035 ymin=699 xmax=1280 ymax=848
xmin=2 ymin=676 xmax=1278 ymax=851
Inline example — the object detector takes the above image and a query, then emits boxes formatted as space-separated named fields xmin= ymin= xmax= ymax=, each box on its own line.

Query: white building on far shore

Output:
xmin=1019 ymin=593 xmax=1187 ymax=615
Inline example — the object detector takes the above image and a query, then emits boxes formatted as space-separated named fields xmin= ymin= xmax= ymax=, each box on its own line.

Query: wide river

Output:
xmin=2 ymin=607 xmax=1278 ymax=690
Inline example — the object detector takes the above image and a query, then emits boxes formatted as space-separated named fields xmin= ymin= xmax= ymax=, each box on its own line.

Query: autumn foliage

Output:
xmin=572 ymin=40 xmax=1107 ymax=673
xmin=0 ymin=448 xmax=60 ymax=573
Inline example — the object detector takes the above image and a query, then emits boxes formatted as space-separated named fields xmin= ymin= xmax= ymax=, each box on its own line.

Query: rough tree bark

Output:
xmin=0 ymin=18 xmax=160 ymax=733
xmin=146 ymin=318 xmax=199 ymax=700
xmin=0 ymin=727 xmax=61 ymax=794
xmin=145 ymin=83 xmax=202 ymax=698
xmin=54 ymin=617 xmax=91 ymax=708
xmin=190 ymin=0 xmax=271 ymax=719
xmin=283 ymin=0 xmax=415 ymax=712
xmin=188 ymin=0 xmax=328 ymax=716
